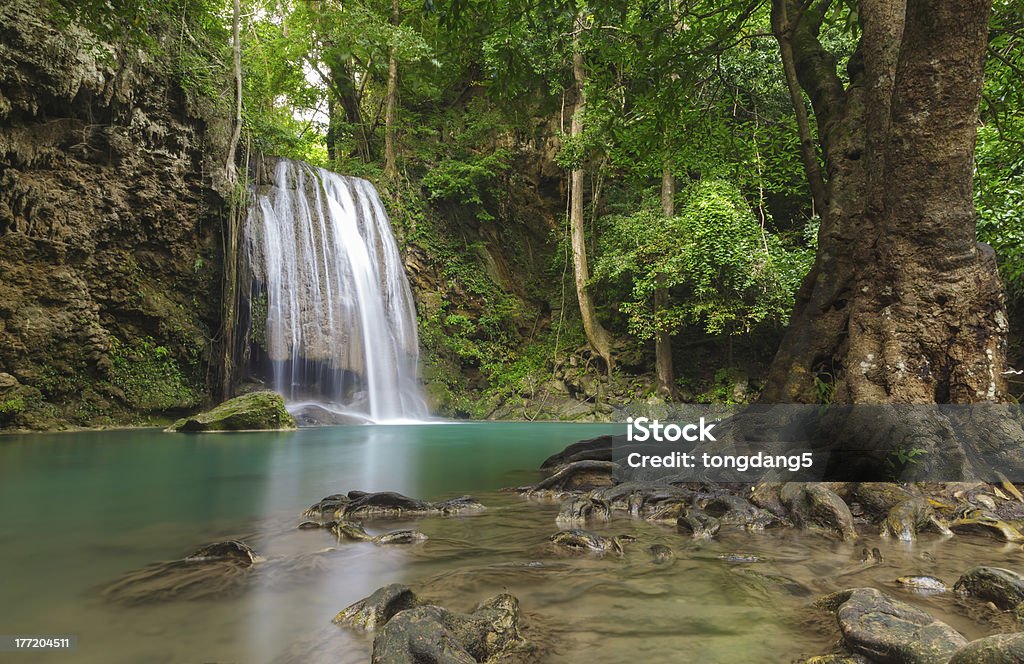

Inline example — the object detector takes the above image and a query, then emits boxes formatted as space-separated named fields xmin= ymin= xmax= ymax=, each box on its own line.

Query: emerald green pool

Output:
xmin=1 ymin=423 xmax=1020 ymax=663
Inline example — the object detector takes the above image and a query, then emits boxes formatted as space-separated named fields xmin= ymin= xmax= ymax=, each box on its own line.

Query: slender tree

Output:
xmin=383 ymin=0 xmax=400 ymax=179
xmin=570 ymin=11 xmax=614 ymax=372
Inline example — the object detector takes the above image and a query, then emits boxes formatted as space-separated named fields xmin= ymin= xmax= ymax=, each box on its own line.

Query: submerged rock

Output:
xmin=548 ymin=529 xmax=630 ymax=555
xmin=647 ymin=544 xmax=675 ymax=564
xmin=556 ymin=496 xmax=612 ymax=525
xmin=896 ymin=576 xmax=947 ymax=593
xmin=330 ymin=520 xmax=427 ymax=545
xmin=955 ymin=567 xmax=1024 ymax=614
xmin=948 ymin=633 xmax=1024 ymax=663
xmin=166 ymin=391 xmax=296 ymax=432
xmin=102 ymin=540 xmax=261 ymax=604
xmin=817 ymin=587 xmax=967 ymax=663
xmin=304 ymin=491 xmax=486 ymax=521
xmin=677 ymin=508 xmax=721 ymax=539
xmin=185 ymin=540 xmax=258 ymax=566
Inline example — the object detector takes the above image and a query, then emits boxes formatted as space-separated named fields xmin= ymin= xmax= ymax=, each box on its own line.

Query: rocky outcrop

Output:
xmin=334 ymin=585 xmax=533 ymax=663
xmin=0 ymin=0 xmax=229 ymax=429
xmin=166 ymin=391 xmax=295 ymax=432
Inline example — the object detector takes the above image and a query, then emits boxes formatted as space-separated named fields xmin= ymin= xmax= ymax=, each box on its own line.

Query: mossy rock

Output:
xmin=166 ymin=391 xmax=296 ymax=432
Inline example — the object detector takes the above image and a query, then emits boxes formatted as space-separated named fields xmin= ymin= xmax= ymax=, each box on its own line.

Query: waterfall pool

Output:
xmin=1 ymin=423 xmax=1020 ymax=663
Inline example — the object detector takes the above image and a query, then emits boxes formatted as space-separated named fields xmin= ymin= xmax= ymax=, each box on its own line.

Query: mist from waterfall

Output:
xmin=244 ymin=158 xmax=428 ymax=423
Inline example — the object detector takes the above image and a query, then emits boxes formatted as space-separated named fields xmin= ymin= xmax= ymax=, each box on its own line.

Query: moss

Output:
xmin=108 ymin=337 xmax=200 ymax=413
xmin=166 ymin=391 xmax=296 ymax=432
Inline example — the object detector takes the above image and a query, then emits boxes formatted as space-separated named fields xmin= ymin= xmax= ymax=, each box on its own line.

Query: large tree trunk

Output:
xmin=763 ymin=0 xmax=1007 ymax=405
xmin=383 ymin=0 xmax=400 ymax=180
xmin=655 ymin=157 xmax=675 ymax=398
xmin=570 ymin=23 xmax=613 ymax=371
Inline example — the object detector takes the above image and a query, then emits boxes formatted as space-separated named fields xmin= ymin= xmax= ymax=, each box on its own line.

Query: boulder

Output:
xmin=781 ymin=483 xmax=858 ymax=541
xmin=949 ymin=633 xmax=1024 ymax=663
xmin=954 ymin=567 xmax=1024 ymax=613
xmin=165 ymin=391 xmax=296 ymax=432
xmin=333 ymin=584 xmax=420 ymax=631
xmin=819 ymin=587 xmax=967 ymax=663
xmin=370 ymin=593 xmax=529 ymax=664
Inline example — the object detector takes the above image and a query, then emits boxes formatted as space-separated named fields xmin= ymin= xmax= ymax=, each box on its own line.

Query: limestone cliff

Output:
xmin=0 ymin=0 xmax=229 ymax=429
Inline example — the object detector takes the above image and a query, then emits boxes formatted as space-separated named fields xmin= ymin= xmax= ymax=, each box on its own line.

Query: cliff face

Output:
xmin=0 ymin=0 xmax=229 ymax=429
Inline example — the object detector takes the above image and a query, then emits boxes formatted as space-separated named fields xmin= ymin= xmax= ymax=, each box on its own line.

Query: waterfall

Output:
xmin=243 ymin=158 xmax=428 ymax=423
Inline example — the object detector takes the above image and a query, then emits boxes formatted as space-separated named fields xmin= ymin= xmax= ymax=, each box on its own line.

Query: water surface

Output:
xmin=1 ymin=423 xmax=1020 ymax=663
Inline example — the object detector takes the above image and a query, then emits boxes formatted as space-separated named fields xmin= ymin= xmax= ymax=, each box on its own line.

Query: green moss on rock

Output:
xmin=166 ymin=391 xmax=296 ymax=432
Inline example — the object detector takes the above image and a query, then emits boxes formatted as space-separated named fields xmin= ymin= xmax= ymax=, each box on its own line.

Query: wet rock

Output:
xmin=948 ymin=633 xmax=1024 ymax=663
xmin=880 ymin=498 xmax=952 ymax=542
xmin=332 ymin=521 xmax=375 ymax=542
xmin=302 ymin=494 xmax=351 ymax=518
xmin=954 ymin=567 xmax=1024 ymax=614
xmin=434 ymin=496 xmax=487 ymax=515
xmin=518 ymin=460 xmax=618 ymax=496
xmin=750 ymin=482 xmax=787 ymax=517
xmin=676 ymin=508 xmax=721 ymax=539
xmin=333 ymin=584 xmax=420 ymax=631
xmin=373 ymin=530 xmax=428 ymax=545
xmin=699 ymin=493 xmax=776 ymax=530
xmin=329 ymin=492 xmax=485 ymax=520
xmin=330 ymin=521 xmax=427 ymax=545
xmin=556 ymin=496 xmax=611 ymax=525
xmin=896 ymin=576 xmax=947 ymax=593
xmin=371 ymin=593 xmax=529 ymax=664
xmin=801 ymin=655 xmax=871 ymax=664
xmin=852 ymin=482 xmax=920 ymax=517
xmin=780 ymin=483 xmax=857 ymax=540
xmin=818 ymin=587 xmax=967 ymax=663
xmin=166 ymin=391 xmax=296 ymax=432
xmin=648 ymin=544 xmax=674 ymax=564
xmin=185 ymin=540 xmax=258 ymax=566
xmin=548 ymin=529 xmax=629 ymax=555
xmin=588 ymin=482 xmax=692 ymax=518
xmin=949 ymin=516 xmax=1024 ymax=543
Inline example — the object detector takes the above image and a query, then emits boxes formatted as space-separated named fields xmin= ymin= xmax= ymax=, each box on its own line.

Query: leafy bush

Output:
xmin=595 ymin=179 xmax=812 ymax=342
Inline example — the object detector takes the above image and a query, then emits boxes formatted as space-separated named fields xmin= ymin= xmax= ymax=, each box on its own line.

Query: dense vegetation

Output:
xmin=52 ymin=0 xmax=1024 ymax=414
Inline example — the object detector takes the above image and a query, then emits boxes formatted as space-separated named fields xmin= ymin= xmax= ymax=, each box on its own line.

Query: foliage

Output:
xmin=108 ymin=337 xmax=200 ymax=413
xmin=595 ymin=180 xmax=812 ymax=342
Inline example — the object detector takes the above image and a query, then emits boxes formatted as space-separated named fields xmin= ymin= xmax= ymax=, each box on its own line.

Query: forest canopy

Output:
xmin=52 ymin=0 xmax=1024 ymax=409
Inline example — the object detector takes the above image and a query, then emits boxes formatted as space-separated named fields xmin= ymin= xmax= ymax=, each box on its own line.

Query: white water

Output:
xmin=244 ymin=159 xmax=428 ymax=423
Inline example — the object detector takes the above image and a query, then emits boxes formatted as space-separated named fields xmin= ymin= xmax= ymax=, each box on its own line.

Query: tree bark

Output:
xmin=383 ymin=0 xmax=400 ymax=180
xmin=570 ymin=20 xmax=613 ymax=371
xmin=655 ymin=157 xmax=675 ymax=398
xmin=764 ymin=0 xmax=1007 ymax=405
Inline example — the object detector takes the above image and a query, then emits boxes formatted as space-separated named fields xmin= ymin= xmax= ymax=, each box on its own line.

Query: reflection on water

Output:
xmin=1 ymin=423 xmax=1022 ymax=663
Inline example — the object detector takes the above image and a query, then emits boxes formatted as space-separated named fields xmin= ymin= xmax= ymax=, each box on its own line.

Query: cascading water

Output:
xmin=243 ymin=158 xmax=428 ymax=423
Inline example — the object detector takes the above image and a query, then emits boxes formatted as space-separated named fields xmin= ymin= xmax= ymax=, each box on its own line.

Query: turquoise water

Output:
xmin=1 ymin=423 xmax=1021 ymax=663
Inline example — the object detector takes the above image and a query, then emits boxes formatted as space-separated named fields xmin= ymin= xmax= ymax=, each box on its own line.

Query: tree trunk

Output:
xmin=326 ymin=55 xmax=372 ymax=162
xmin=383 ymin=0 xmax=400 ymax=180
xmin=764 ymin=0 xmax=1007 ymax=405
xmin=655 ymin=157 xmax=675 ymax=398
xmin=225 ymin=0 xmax=242 ymax=183
xmin=570 ymin=21 xmax=613 ymax=372
xmin=219 ymin=0 xmax=243 ymax=399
